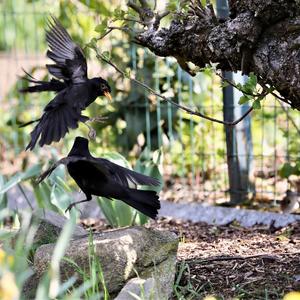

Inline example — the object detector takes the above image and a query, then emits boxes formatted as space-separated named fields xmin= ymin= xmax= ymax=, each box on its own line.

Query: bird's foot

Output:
xmin=87 ymin=116 xmax=108 ymax=124
xmin=65 ymin=202 xmax=82 ymax=214
xmin=65 ymin=202 xmax=77 ymax=213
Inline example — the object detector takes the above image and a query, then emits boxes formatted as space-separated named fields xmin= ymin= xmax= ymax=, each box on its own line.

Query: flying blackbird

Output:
xmin=20 ymin=17 xmax=112 ymax=150
xmin=37 ymin=137 xmax=161 ymax=219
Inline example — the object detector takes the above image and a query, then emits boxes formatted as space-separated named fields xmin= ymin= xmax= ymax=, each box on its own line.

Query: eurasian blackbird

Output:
xmin=37 ymin=137 xmax=161 ymax=219
xmin=20 ymin=17 xmax=112 ymax=150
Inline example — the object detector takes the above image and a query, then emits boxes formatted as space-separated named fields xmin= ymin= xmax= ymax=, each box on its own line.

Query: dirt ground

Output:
xmin=81 ymin=217 xmax=300 ymax=300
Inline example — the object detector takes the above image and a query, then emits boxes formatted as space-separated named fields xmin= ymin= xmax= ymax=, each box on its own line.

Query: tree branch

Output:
xmin=93 ymin=47 xmax=253 ymax=127
xmin=124 ymin=0 xmax=300 ymax=110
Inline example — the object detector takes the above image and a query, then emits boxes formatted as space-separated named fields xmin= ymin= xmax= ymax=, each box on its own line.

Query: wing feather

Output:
xmin=45 ymin=16 xmax=87 ymax=84
xmin=26 ymin=103 xmax=83 ymax=150
xmin=92 ymin=158 xmax=161 ymax=188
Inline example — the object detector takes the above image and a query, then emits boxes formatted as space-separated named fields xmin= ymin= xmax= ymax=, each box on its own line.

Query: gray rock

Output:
xmin=32 ymin=209 xmax=87 ymax=246
xmin=34 ymin=226 xmax=178 ymax=297
xmin=114 ymin=278 xmax=156 ymax=300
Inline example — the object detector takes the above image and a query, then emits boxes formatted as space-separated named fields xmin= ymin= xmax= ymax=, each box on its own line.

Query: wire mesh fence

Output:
xmin=1 ymin=0 xmax=299 ymax=209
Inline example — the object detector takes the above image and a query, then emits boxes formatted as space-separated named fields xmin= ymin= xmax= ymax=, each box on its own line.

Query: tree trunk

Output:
xmin=132 ymin=0 xmax=300 ymax=110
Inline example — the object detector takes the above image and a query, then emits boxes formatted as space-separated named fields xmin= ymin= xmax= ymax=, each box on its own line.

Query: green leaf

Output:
xmin=243 ymin=73 xmax=258 ymax=94
xmin=252 ymin=99 xmax=261 ymax=110
xmin=238 ymin=95 xmax=251 ymax=105
xmin=97 ymin=197 xmax=119 ymax=227
xmin=248 ymin=73 xmax=257 ymax=87
xmin=114 ymin=8 xmax=126 ymax=19
xmin=48 ymin=214 xmax=76 ymax=298
xmin=102 ymin=50 xmax=111 ymax=60
xmin=0 ymin=164 xmax=41 ymax=194
xmin=221 ymin=81 xmax=229 ymax=88
xmin=87 ymin=38 xmax=97 ymax=49
xmin=0 ymin=175 xmax=7 ymax=209
xmin=95 ymin=19 xmax=107 ymax=34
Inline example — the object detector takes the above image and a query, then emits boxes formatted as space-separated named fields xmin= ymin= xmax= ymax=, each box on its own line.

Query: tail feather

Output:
xmin=19 ymin=70 xmax=66 ymax=93
xmin=121 ymin=189 xmax=160 ymax=219
xmin=19 ymin=118 xmax=40 ymax=128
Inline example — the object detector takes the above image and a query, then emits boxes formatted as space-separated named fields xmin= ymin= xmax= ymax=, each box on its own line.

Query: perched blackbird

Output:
xmin=20 ymin=17 xmax=112 ymax=150
xmin=37 ymin=137 xmax=161 ymax=219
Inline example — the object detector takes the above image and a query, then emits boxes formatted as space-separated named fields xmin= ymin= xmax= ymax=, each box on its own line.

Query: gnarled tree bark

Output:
xmin=129 ymin=0 xmax=300 ymax=110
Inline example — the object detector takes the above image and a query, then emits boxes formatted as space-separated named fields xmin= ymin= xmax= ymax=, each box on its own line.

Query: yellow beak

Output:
xmin=104 ymin=91 xmax=112 ymax=101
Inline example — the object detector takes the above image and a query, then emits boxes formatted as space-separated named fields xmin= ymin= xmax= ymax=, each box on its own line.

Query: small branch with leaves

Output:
xmin=89 ymin=44 xmax=255 ymax=127
xmin=89 ymin=0 xmax=296 ymax=127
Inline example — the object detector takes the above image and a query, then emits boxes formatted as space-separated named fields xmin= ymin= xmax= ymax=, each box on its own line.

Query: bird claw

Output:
xmin=87 ymin=116 xmax=108 ymax=124
xmin=65 ymin=202 xmax=75 ymax=213
xmin=65 ymin=202 xmax=82 ymax=214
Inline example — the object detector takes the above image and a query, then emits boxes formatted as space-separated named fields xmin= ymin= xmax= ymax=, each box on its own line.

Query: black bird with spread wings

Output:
xmin=37 ymin=137 xmax=161 ymax=219
xmin=20 ymin=17 xmax=112 ymax=150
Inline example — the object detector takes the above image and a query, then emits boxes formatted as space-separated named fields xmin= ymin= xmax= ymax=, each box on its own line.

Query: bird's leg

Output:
xmin=82 ymin=122 xmax=96 ymax=140
xmin=86 ymin=116 xmax=108 ymax=123
xmin=82 ymin=116 xmax=108 ymax=140
xmin=65 ymin=194 xmax=92 ymax=213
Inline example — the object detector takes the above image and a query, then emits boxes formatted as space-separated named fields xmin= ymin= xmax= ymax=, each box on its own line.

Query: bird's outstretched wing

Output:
xmin=94 ymin=158 xmax=161 ymax=188
xmin=46 ymin=17 xmax=87 ymax=84
xmin=26 ymin=100 xmax=88 ymax=150
xmin=37 ymin=156 xmax=86 ymax=183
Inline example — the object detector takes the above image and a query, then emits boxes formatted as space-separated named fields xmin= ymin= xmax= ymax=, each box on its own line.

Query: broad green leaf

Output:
xmin=252 ymin=99 xmax=261 ymax=109
xmin=238 ymin=95 xmax=251 ymax=105
xmin=97 ymin=197 xmax=119 ymax=227
xmin=95 ymin=23 xmax=107 ymax=34
xmin=0 ymin=164 xmax=41 ymax=194
xmin=0 ymin=175 xmax=7 ymax=209
xmin=114 ymin=8 xmax=126 ymax=19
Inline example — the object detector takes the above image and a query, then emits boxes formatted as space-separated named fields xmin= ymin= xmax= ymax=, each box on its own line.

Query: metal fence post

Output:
xmin=216 ymin=0 xmax=254 ymax=204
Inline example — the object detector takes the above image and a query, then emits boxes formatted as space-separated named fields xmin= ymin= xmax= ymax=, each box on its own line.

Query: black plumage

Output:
xmin=20 ymin=17 xmax=112 ymax=150
xmin=37 ymin=137 xmax=161 ymax=219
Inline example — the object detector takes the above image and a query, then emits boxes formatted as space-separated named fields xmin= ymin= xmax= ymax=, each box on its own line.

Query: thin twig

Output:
xmin=96 ymin=28 xmax=114 ymax=41
xmin=96 ymin=26 xmax=134 ymax=41
xmin=97 ymin=53 xmax=254 ymax=126
xmin=260 ymin=80 xmax=293 ymax=106
xmin=120 ymin=18 xmax=146 ymax=25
